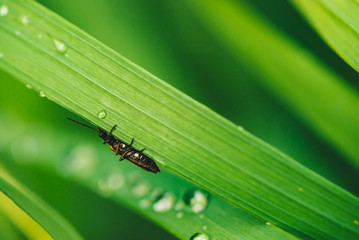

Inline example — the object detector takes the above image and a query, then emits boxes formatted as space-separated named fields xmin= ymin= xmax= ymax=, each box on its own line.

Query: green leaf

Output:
xmin=0 ymin=211 xmax=23 ymax=240
xmin=290 ymin=0 xmax=359 ymax=75
xmin=0 ymin=113 xmax=300 ymax=240
xmin=0 ymin=164 xmax=83 ymax=240
xmin=0 ymin=0 xmax=358 ymax=239
xmin=179 ymin=0 xmax=359 ymax=169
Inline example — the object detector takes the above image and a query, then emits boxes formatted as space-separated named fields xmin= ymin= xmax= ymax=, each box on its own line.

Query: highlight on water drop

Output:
xmin=0 ymin=5 xmax=9 ymax=16
xmin=190 ymin=233 xmax=210 ymax=240
xmin=153 ymin=192 xmax=176 ymax=213
xmin=50 ymin=35 xmax=69 ymax=54
xmin=21 ymin=15 xmax=29 ymax=25
xmin=184 ymin=190 xmax=209 ymax=213
xmin=97 ymin=110 xmax=107 ymax=119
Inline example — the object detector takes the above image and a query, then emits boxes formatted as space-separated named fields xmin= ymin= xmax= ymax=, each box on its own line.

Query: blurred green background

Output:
xmin=1 ymin=0 xmax=359 ymax=239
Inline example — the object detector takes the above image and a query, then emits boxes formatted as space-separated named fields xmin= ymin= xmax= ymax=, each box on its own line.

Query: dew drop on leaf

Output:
xmin=21 ymin=15 xmax=29 ymax=25
xmin=153 ymin=192 xmax=176 ymax=213
xmin=50 ymin=36 xmax=69 ymax=54
xmin=0 ymin=5 xmax=9 ymax=16
xmin=190 ymin=233 xmax=210 ymax=240
xmin=184 ymin=190 xmax=208 ymax=213
xmin=97 ymin=110 xmax=107 ymax=119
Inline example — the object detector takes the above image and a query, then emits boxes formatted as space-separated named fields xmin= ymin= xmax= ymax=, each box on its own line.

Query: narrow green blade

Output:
xmin=0 ymin=165 xmax=83 ymax=240
xmin=0 ymin=0 xmax=358 ymax=239
xmin=290 ymin=0 xmax=359 ymax=75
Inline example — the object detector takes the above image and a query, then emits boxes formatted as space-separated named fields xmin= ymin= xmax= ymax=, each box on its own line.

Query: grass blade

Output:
xmin=0 ymin=165 xmax=83 ymax=240
xmin=0 ymin=0 xmax=358 ymax=239
xmin=179 ymin=0 xmax=359 ymax=169
xmin=290 ymin=0 xmax=359 ymax=75
xmin=0 ymin=113 xmax=300 ymax=240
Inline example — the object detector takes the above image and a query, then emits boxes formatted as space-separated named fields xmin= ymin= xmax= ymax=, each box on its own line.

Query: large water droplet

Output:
xmin=0 ymin=5 xmax=9 ymax=16
xmin=184 ymin=190 xmax=208 ymax=213
xmin=190 ymin=233 xmax=210 ymax=240
xmin=51 ymin=36 xmax=68 ymax=54
xmin=97 ymin=110 xmax=107 ymax=119
xmin=153 ymin=192 xmax=175 ymax=213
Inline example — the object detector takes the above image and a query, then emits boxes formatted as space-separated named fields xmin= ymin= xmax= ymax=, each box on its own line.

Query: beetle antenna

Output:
xmin=67 ymin=117 xmax=99 ymax=132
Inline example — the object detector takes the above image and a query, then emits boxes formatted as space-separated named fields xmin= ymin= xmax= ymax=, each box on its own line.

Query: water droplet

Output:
xmin=354 ymin=220 xmax=359 ymax=225
xmin=10 ymin=136 xmax=39 ymax=163
xmin=0 ymin=5 xmax=9 ymax=16
xmin=153 ymin=192 xmax=176 ymax=213
xmin=237 ymin=126 xmax=244 ymax=131
xmin=51 ymin=36 xmax=68 ymax=54
xmin=107 ymin=172 xmax=124 ymax=190
xmin=97 ymin=173 xmax=123 ymax=195
xmin=39 ymin=91 xmax=46 ymax=97
xmin=176 ymin=212 xmax=183 ymax=219
xmin=266 ymin=222 xmax=272 ymax=226
xmin=97 ymin=179 xmax=111 ymax=195
xmin=37 ymin=34 xmax=42 ymax=39
xmin=26 ymin=84 xmax=32 ymax=89
xmin=139 ymin=199 xmax=151 ymax=209
xmin=21 ymin=15 xmax=29 ymax=25
xmin=150 ymin=187 xmax=163 ymax=200
xmin=15 ymin=30 xmax=20 ymax=36
xmin=184 ymin=190 xmax=208 ymax=213
xmin=132 ymin=183 xmax=150 ymax=197
xmin=0 ymin=53 xmax=3 ymax=58
xmin=190 ymin=233 xmax=210 ymax=240
xmin=97 ymin=110 xmax=107 ymax=119
xmin=64 ymin=144 xmax=96 ymax=177
xmin=202 ymin=226 xmax=207 ymax=231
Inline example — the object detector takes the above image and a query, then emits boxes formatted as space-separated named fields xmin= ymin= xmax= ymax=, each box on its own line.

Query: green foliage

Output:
xmin=290 ymin=0 xmax=359 ymax=75
xmin=0 ymin=0 xmax=358 ymax=239
xmin=0 ymin=165 xmax=83 ymax=240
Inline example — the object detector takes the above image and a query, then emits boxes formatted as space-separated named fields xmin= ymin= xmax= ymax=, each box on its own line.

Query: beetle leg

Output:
xmin=109 ymin=125 xmax=117 ymax=135
xmin=115 ymin=143 xmax=121 ymax=155
xmin=139 ymin=148 xmax=145 ymax=153
xmin=129 ymin=138 xmax=134 ymax=146
xmin=119 ymin=150 xmax=130 ymax=161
